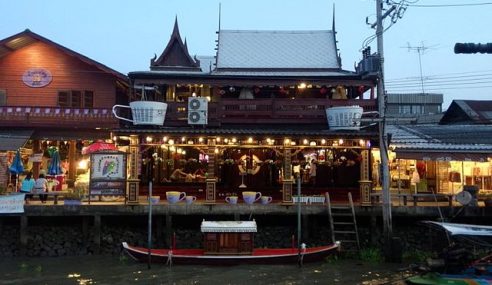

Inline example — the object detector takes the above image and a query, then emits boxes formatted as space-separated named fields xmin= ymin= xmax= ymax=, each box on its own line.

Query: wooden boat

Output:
xmin=122 ymin=220 xmax=340 ymax=265
xmin=406 ymin=221 xmax=492 ymax=284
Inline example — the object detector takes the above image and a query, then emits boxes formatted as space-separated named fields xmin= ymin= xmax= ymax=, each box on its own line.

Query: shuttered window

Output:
xmin=57 ymin=90 xmax=94 ymax=108
xmin=0 ymin=89 xmax=6 ymax=106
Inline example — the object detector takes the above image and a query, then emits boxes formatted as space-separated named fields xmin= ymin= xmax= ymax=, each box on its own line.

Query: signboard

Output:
xmin=29 ymin=153 xmax=43 ymax=163
xmin=90 ymin=152 xmax=126 ymax=179
xmin=89 ymin=151 xmax=127 ymax=197
xmin=0 ymin=194 xmax=25 ymax=213
xmin=22 ymin=68 xmax=52 ymax=88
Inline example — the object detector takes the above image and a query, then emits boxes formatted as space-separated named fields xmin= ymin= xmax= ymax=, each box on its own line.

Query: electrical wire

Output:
xmin=409 ymin=2 xmax=492 ymax=8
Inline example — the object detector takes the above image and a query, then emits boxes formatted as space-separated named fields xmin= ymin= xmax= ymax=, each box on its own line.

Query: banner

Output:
xmin=0 ymin=193 xmax=25 ymax=214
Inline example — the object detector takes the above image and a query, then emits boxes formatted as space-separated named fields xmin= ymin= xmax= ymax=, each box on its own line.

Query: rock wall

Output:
xmin=0 ymin=215 xmax=480 ymax=257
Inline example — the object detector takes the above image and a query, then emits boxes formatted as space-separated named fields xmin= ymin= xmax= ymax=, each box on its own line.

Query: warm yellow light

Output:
xmin=232 ymin=138 xmax=237 ymax=143
xmin=359 ymin=139 xmax=365 ymax=146
xmin=298 ymin=82 xmax=307 ymax=89
xmin=248 ymin=137 xmax=253 ymax=143
xmin=181 ymin=137 xmax=186 ymax=142
xmin=77 ymin=159 xmax=88 ymax=169
xmin=303 ymin=139 xmax=309 ymax=145
xmin=339 ymin=139 xmax=344 ymax=145
xmin=291 ymin=141 xmax=296 ymax=146
xmin=163 ymin=136 xmax=168 ymax=142
xmin=192 ymin=92 xmax=197 ymax=97
xmin=146 ymin=136 xmax=153 ymax=143
xmin=168 ymin=139 xmax=174 ymax=145
xmin=182 ymin=150 xmax=186 ymax=155
xmin=198 ymin=137 xmax=204 ymax=143
xmin=169 ymin=146 xmax=176 ymax=152
xmin=310 ymin=141 xmax=316 ymax=146
xmin=284 ymin=139 xmax=290 ymax=145
xmin=224 ymin=138 xmax=229 ymax=143
xmin=214 ymin=148 xmax=219 ymax=154
xmin=187 ymin=140 xmax=194 ymax=145
xmin=216 ymin=137 xmax=221 ymax=143
xmin=160 ymin=144 xmax=166 ymax=149
xmin=321 ymin=139 xmax=326 ymax=145
xmin=206 ymin=96 xmax=211 ymax=102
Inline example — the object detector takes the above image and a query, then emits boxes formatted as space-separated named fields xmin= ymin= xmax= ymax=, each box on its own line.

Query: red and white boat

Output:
xmin=122 ymin=220 xmax=340 ymax=265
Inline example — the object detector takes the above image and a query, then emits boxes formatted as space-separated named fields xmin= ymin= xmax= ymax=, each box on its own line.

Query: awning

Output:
xmin=395 ymin=151 xmax=490 ymax=162
xmin=201 ymin=220 xmax=257 ymax=233
xmin=0 ymin=130 xmax=33 ymax=151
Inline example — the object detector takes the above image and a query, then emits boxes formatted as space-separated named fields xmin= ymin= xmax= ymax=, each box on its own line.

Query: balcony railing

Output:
xmin=0 ymin=106 xmax=118 ymax=128
xmin=164 ymin=98 xmax=377 ymax=126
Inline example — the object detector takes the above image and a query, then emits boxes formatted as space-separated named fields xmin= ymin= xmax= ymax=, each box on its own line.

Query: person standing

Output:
xmin=34 ymin=173 xmax=48 ymax=203
xmin=309 ymin=159 xmax=317 ymax=186
xmin=20 ymin=172 xmax=35 ymax=204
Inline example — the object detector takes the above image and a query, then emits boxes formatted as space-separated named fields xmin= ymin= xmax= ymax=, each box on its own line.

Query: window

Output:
xmin=57 ymin=90 xmax=93 ymax=108
xmin=0 ymin=89 xmax=6 ymax=106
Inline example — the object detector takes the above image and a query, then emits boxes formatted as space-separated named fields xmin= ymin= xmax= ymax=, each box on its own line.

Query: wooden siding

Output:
xmin=0 ymin=41 xmax=116 ymax=109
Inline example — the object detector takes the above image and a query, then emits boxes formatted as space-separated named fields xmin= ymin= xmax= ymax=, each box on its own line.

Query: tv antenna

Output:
xmin=403 ymin=42 xmax=438 ymax=94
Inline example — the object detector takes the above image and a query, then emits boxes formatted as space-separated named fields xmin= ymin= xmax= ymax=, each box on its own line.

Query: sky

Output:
xmin=2 ymin=0 xmax=491 ymax=108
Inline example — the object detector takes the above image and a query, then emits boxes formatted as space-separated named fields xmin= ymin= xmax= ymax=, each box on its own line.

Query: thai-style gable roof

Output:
xmin=150 ymin=17 xmax=201 ymax=72
xmin=0 ymin=29 xmax=128 ymax=84
xmin=440 ymin=100 xmax=492 ymax=125
xmin=214 ymin=30 xmax=341 ymax=73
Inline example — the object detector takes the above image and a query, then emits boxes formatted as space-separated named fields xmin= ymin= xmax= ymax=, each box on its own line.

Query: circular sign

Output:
xmin=22 ymin=68 xmax=52 ymax=88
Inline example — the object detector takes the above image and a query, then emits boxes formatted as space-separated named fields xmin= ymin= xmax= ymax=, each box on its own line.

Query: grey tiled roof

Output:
xmin=388 ymin=124 xmax=492 ymax=152
xmin=216 ymin=30 xmax=340 ymax=70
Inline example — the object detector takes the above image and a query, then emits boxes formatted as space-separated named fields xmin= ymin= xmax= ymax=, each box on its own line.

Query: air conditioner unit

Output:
xmin=188 ymin=97 xmax=208 ymax=125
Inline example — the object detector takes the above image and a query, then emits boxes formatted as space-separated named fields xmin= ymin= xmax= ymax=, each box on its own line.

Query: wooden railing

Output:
xmin=0 ymin=106 xmax=118 ymax=128
xmin=164 ymin=98 xmax=377 ymax=126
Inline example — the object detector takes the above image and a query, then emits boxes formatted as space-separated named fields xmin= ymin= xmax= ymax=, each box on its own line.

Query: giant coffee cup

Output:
xmin=166 ymin=191 xmax=186 ymax=204
xmin=242 ymin=191 xmax=261 ymax=204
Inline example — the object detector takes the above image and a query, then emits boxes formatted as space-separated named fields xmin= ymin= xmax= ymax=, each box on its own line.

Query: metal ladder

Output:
xmin=326 ymin=192 xmax=360 ymax=251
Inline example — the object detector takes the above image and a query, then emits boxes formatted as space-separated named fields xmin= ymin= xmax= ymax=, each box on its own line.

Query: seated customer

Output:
xmin=170 ymin=167 xmax=189 ymax=182
xmin=34 ymin=174 xmax=48 ymax=203
xmin=20 ymin=172 xmax=35 ymax=204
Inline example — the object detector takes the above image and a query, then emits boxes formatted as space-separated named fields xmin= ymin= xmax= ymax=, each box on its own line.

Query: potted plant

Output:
xmin=64 ymin=188 xmax=84 ymax=206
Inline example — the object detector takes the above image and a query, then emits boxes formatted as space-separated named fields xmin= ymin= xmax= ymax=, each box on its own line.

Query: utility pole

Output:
xmin=376 ymin=0 xmax=392 ymax=244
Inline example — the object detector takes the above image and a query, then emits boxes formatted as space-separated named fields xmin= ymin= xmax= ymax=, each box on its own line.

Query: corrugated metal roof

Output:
xmin=0 ymin=130 xmax=33 ymax=151
xmin=216 ymin=30 xmax=339 ymax=70
xmin=201 ymin=220 xmax=257 ymax=233
xmin=388 ymin=124 xmax=492 ymax=153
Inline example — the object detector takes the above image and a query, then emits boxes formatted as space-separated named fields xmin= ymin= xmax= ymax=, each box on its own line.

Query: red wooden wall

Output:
xmin=0 ymin=41 xmax=117 ymax=108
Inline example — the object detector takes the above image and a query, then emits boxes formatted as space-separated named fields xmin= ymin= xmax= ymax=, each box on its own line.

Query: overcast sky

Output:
xmin=2 ymin=0 xmax=491 ymax=107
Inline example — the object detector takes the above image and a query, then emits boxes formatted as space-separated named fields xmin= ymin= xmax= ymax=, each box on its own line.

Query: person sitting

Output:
xmin=170 ymin=168 xmax=189 ymax=182
xmin=34 ymin=174 xmax=48 ymax=203
xmin=20 ymin=172 xmax=35 ymax=204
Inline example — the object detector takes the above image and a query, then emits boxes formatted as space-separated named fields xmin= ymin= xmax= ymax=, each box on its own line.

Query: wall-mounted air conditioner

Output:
xmin=188 ymin=97 xmax=208 ymax=125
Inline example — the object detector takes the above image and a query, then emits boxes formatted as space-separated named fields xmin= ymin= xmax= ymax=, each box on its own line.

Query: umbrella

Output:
xmin=48 ymin=149 xmax=63 ymax=175
xmin=82 ymin=140 xmax=117 ymax=155
xmin=9 ymin=150 xmax=24 ymax=174
xmin=9 ymin=149 xmax=24 ymax=190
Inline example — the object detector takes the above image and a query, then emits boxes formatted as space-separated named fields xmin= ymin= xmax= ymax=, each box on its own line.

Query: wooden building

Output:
xmin=0 ymin=29 xmax=128 ymax=187
xmin=115 ymin=19 xmax=379 ymax=204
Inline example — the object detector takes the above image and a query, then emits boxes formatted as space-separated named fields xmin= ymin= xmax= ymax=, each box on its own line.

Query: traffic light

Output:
xmin=454 ymin=43 xmax=492 ymax=54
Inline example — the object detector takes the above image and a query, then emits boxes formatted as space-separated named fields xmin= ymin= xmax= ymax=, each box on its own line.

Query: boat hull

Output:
xmin=122 ymin=242 xmax=340 ymax=265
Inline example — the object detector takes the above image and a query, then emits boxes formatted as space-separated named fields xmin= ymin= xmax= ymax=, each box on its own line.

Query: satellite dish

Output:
xmin=456 ymin=191 xmax=472 ymax=206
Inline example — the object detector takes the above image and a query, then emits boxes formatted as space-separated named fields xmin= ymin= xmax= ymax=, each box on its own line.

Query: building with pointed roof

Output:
xmin=117 ymin=17 xmax=379 ymax=205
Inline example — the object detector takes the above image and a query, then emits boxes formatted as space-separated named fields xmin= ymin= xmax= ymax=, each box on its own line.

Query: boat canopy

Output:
xmin=201 ymin=220 xmax=257 ymax=233
xmin=425 ymin=221 xmax=492 ymax=236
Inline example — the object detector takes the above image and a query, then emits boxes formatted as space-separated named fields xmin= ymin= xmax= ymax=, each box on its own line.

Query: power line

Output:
xmin=408 ymin=2 xmax=492 ymax=8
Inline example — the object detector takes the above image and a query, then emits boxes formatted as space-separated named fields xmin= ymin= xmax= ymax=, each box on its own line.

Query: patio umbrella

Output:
xmin=82 ymin=140 xmax=117 ymax=155
xmin=48 ymin=149 xmax=63 ymax=175
xmin=8 ymin=150 xmax=24 ymax=190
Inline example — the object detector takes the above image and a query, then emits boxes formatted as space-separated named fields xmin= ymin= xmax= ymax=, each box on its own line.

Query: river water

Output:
xmin=0 ymin=255 xmax=411 ymax=285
